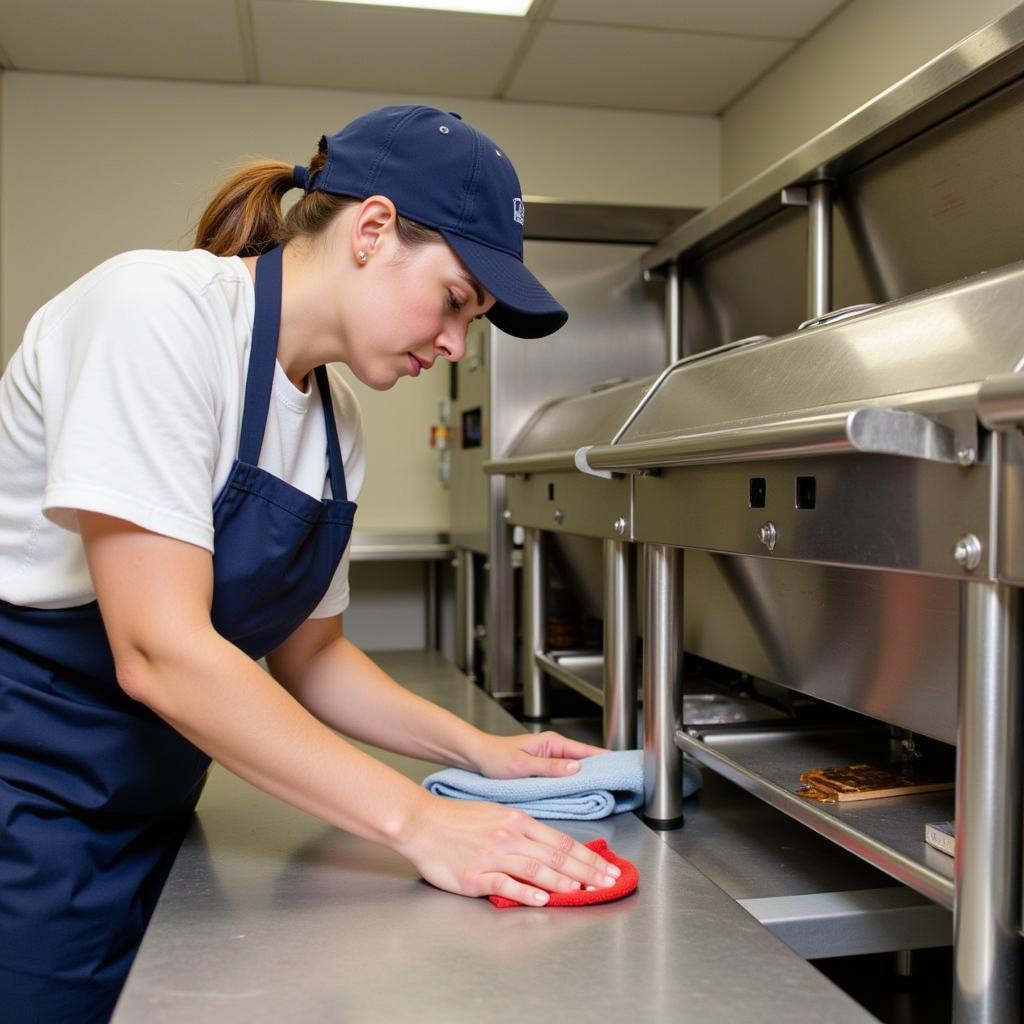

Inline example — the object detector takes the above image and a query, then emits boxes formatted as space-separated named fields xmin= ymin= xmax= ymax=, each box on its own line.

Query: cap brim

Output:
xmin=441 ymin=231 xmax=568 ymax=340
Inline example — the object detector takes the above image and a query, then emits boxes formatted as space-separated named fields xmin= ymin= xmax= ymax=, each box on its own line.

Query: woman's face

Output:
xmin=335 ymin=208 xmax=495 ymax=391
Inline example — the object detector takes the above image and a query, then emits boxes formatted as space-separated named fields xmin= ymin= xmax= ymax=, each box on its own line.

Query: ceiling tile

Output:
xmin=550 ymin=0 xmax=846 ymax=40
xmin=505 ymin=22 xmax=792 ymax=114
xmin=0 ymin=0 xmax=246 ymax=81
xmin=251 ymin=1 xmax=530 ymax=96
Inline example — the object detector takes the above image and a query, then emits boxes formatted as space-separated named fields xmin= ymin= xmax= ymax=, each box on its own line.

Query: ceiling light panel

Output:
xmin=311 ymin=0 xmax=534 ymax=14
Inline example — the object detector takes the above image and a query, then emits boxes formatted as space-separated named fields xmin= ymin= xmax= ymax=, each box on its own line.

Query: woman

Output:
xmin=0 ymin=104 xmax=616 ymax=1022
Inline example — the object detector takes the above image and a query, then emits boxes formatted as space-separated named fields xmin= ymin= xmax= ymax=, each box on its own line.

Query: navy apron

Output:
xmin=0 ymin=245 xmax=356 ymax=1023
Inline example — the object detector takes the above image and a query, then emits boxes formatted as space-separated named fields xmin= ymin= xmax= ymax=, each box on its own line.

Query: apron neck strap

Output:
xmin=238 ymin=245 xmax=283 ymax=466
xmin=314 ymin=365 xmax=348 ymax=502
xmin=240 ymin=245 xmax=349 ymax=503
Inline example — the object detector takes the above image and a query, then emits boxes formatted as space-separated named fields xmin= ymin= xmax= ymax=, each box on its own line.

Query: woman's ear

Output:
xmin=352 ymin=195 xmax=397 ymax=264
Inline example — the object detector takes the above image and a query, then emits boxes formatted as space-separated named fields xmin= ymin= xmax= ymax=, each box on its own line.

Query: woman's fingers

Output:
xmin=501 ymin=848 xmax=618 ymax=895
xmin=480 ymin=872 xmax=552 ymax=906
xmin=521 ymin=818 xmax=621 ymax=882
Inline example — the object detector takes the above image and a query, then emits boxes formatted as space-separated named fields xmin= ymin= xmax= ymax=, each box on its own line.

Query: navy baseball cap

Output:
xmin=301 ymin=104 xmax=567 ymax=340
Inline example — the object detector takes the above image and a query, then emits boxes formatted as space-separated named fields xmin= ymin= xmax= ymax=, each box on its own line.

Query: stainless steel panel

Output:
xmin=634 ymin=455 xmax=991 ymax=580
xmin=506 ymin=473 xmax=630 ymax=540
xmin=619 ymin=262 xmax=1024 ymax=447
xmin=682 ymin=552 xmax=960 ymax=743
xmin=738 ymin=888 xmax=951 ymax=961
xmin=679 ymin=206 xmax=808 ymax=355
xmin=643 ymin=5 xmax=1024 ymax=271
xmin=839 ymin=74 xmax=1024 ymax=304
xmin=501 ymin=377 xmax=654 ymax=462
xmin=487 ymin=242 xmax=667 ymax=462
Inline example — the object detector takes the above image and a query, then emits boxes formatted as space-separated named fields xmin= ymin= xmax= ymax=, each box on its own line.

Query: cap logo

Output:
xmin=513 ymin=197 xmax=525 ymax=226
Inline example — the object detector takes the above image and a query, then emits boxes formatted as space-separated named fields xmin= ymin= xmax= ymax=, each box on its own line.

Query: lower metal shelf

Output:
xmin=675 ymin=725 xmax=955 ymax=909
xmin=534 ymin=650 xmax=604 ymax=704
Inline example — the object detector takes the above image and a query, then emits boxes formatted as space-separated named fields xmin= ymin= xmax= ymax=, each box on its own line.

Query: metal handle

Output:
xmin=798 ymin=303 xmax=878 ymax=331
xmin=589 ymin=406 xmax=959 ymax=472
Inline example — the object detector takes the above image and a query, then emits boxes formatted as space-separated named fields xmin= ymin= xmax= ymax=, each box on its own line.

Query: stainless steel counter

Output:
xmin=112 ymin=651 xmax=875 ymax=1023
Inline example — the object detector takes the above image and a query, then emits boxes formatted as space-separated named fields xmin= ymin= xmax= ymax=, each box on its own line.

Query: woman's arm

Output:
xmin=80 ymin=512 xmax=618 ymax=904
xmin=266 ymin=617 xmax=607 ymax=777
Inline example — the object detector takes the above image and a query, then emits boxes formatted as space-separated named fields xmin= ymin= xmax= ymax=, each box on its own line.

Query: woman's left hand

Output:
xmin=472 ymin=731 xmax=609 ymax=780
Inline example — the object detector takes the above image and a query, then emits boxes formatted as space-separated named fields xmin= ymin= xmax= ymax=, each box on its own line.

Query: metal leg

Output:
xmin=424 ymin=559 xmax=439 ymax=652
xmin=953 ymin=581 xmax=1022 ymax=1024
xmin=453 ymin=549 xmax=475 ymax=679
xmin=642 ymin=544 xmax=684 ymax=829
xmin=603 ymin=539 xmax=636 ymax=750
xmin=521 ymin=528 xmax=548 ymax=720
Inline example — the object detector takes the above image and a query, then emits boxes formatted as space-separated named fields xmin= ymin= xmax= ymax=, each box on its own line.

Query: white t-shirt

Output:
xmin=0 ymin=248 xmax=365 ymax=615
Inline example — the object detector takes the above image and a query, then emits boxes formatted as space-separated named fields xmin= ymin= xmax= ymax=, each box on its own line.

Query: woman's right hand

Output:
xmin=394 ymin=795 xmax=622 ymax=905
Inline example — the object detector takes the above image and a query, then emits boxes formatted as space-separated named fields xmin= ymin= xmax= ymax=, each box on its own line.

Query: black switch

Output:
xmin=795 ymin=476 xmax=816 ymax=509
xmin=748 ymin=477 xmax=766 ymax=508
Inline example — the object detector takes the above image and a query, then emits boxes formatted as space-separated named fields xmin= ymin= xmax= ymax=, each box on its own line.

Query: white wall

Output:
xmin=0 ymin=69 xmax=718 ymax=534
xmin=0 ymin=70 xmax=718 ymax=650
xmin=720 ymin=0 xmax=1020 ymax=193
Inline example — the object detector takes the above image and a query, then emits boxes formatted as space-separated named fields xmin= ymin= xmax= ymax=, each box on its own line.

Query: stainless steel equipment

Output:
xmin=449 ymin=240 xmax=668 ymax=697
xmin=485 ymin=9 xmax=1024 ymax=1022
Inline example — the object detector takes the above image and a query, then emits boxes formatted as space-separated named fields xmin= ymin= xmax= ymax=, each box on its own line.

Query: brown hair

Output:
xmin=194 ymin=138 xmax=442 ymax=257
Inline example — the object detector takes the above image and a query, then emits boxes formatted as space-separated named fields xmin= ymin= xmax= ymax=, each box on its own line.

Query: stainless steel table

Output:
xmin=112 ymin=651 xmax=875 ymax=1023
xmin=349 ymin=532 xmax=451 ymax=651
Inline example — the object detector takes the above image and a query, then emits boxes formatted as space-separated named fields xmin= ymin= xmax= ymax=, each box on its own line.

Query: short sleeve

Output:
xmin=308 ymin=367 xmax=366 ymax=618
xmin=42 ymin=261 xmax=223 ymax=551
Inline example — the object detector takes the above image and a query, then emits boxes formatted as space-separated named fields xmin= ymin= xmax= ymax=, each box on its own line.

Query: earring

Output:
xmin=357 ymin=250 xmax=368 ymax=263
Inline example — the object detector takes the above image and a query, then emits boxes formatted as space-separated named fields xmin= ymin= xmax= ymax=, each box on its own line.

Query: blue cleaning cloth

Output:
xmin=421 ymin=749 xmax=702 ymax=821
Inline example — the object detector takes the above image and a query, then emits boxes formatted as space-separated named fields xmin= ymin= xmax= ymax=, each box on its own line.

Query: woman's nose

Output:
xmin=436 ymin=324 xmax=467 ymax=363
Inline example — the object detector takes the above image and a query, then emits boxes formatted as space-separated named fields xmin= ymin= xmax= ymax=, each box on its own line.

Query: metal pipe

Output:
xmin=807 ymin=180 xmax=833 ymax=320
xmin=666 ymin=259 xmax=681 ymax=365
xmin=642 ymin=544 xmax=684 ymax=828
xmin=603 ymin=539 xmax=636 ymax=750
xmin=953 ymin=581 xmax=1022 ymax=1023
xmin=453 ymin=549 xmax=475 ymax=678
xmin=521 ymin=528 xmax=548 ymax=720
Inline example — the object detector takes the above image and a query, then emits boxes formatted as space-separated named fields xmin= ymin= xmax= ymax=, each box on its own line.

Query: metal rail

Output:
xmin=588 ymin=407 xmax=959 ymax=472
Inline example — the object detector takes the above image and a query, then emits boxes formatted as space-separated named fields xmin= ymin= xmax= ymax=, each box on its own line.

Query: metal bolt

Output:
xmin=613 ymin=516 xmax=627 ymax=536
xmin=758 ymin=521 xmax=777 ymax=552
xmin=956 ymin=447 xmax=977 ymax=467
xmin=954 ymin=533 xmax=982 ymax=571
xmin=553 ymin=508 xmax=565 ymax=525
xmin=502 ymin=508 xmax=512 ymax=521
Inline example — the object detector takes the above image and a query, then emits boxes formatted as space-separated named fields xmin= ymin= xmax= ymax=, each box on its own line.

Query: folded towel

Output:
xmin=421 ymin=749 xmax=701 ymax=821
xmin=489 ymin=839 xmax=638 ymax=908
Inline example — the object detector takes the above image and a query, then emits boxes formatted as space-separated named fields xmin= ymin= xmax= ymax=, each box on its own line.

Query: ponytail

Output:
xmin=193 ymin=161 xmax=295 ymax=257
xmin=194 ymin=138 xmax=443 ymax=257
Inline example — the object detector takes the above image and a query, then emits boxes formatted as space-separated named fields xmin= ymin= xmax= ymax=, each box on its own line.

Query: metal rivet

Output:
xmin=439 ymin=125 xmax=450 ymax=134
xmin=502 ymin=509 xmax=512 ymax=521
xmin=554 ymin=509 xmax=565 ymax=525
xmin=954 ymin=533 xmax=982 ymax=571
xmin=957 ymin=447 xmax=977 ymax=466
xmin=613 ymin=516 xmax=627 ymax=536
xmin=758 ymin=521 xmax=777 ymax=552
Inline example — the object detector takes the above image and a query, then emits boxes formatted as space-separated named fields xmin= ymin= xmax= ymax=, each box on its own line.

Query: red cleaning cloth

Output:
xmin=489 ymin=838 xmax=638 ymax=909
